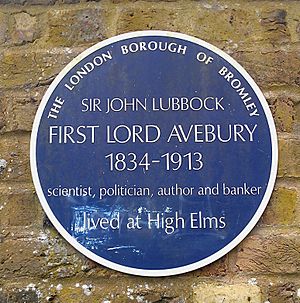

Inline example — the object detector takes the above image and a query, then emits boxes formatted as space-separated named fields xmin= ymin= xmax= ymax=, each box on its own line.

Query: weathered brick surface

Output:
xmin=42 ymin=232 xmax=86 ymax=279
xmin=0 ymin=0 xmax=88 ymax=3
xmin=0 ymin=12 xmax=8 ymax=44
xmin=11 ymin=12 xmax=40 ymax=45
xmin=0 ymin=87 xmax=46 ymax=133
xmin=0 ymin=228 xmax=86 ymax=279
xmin=265 ymin=91 xmax=297 ymax=133
xmin=0 ymin=184 xmax=43 ymax=227
xmin=0 ymin=0 xmax=55 ymax=4
xmin=0 ymin=230 xmax=50 ymax=279
xmin=193 ymin=283 xmax=262 ymax=303
xmin=188 ymin=255 xmax=228 ymax=277
xmin=0 ymin=46 xmax=85 ymax=89
xmin=8 ymin=290 xmax=39 ymax=303
xmin=116 ymin=5 xmax=196 ymax=35
xmin=288 ymin=7 xmax=300 ymax=44
xmin=267 ymin=282 xmax=300 ymax=303
xmin=193 ymin=6 xmax=290 ymax=48
xmin=261 ymin=186 xmax=298 ymax=226
xmin=296 ymin=102 xmax=300 ymax=134
xmin=243 ymin=277 xmax=300 ymax=303
xmin=278 ymin=137 xmax=300 ymax=178
xmin=46 ymin=7 xmax=115 ymax=46
xmin=54 ymin=280 xmax=190 ymax=303
xmin=231 ymin=46 xmax=300 ymax=88
xmin=84 ymin=252 xmax=228 ymax=279
xmin=0 ymin=277 xmax=193 ymax=303
xmin=0 ymin=134 xmax=31 ymax=182
xmin=236 ymin=231 xmax=300 ymax=274
xmin=116 ymin=2 xmax=298 ymax=49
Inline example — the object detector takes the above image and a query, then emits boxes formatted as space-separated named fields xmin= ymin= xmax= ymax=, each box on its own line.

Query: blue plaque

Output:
xmin=31 ymin=31 xmax=278 ymax=276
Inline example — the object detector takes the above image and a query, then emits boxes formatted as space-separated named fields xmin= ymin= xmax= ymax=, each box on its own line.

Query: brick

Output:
xmin=193 ymin=283 xmax=262 ymax=303
xmin=43 ymin=232 xmax=84 ymax=279
xmin=27 ymin=0 xmax=56 ymax=3
xmin=278 ymin=138 xmax=300 ymax=178
xmin=117 ymin=3 xmax=291 ymax=48
xmin=11 ymin=12 xmax=39 ymax=45
xmin=88 ymin=256 xmax=228 ymax=279
xmin=0 ymin=292 xmax=7 ymax=303
xmin=0 ymin=12 xmax=8 ymax=45
xmin=194 ymin=6 xmax=289 ymax=48
xmin=286 ymin=3 xmax=300 ymax=43
xmin=0 ymin=231 xmax=50 ymax=279
xmin=0 ymin=159 xmax=6 ymax=174
xmin=295 ymin=102 xmax=300 ymax=134
xmin=236 ymin=233 xmax=300 ymax=274
xmin=7 ymin=289 xmax=39 ymax=303
xmin=261 ymin=186 xmax=298 ymax=226
xmin=297 ymin=24 xmax=300 ymax=39
xmin=46 ymin=7 xmax=114 ymax=47
xmin=0 ymin=98 xmax=6 ymax=130
xmin=0 ymin=133 xmax=31 ymax=182
xmin=116 ymin=4 xmax=300 ymax=88
xmin=231 ymin=47 xmax=300 ymax=88
xmin=72 ymin=257 xmax=125 ymax=279
xmin=0 ymin=46 xmax=85 ymax=89
xmin=0 ymin=284 xmax=45 ymax=303
xmin=56 ymin=0 xmax=80 ymax=3
xmin=263 ymin=87 xmax=300 ymax=134
xmin=116 ymin=5 xmax=196 ymax=35
xmin=0 ymin=87 xmax=47 ymax=134
xmin=0 ymin=0 xmax=26 ymax=3
xmin=260 ymin=9 xmax=290 ymax=44
xmin=267 ymin=282 xmax=299 ymax=303
xmin=0 ymin=0 xmax=83 ymax=3
xmin=47 ymin=279 xmax=190 ymax=303
xmin=0 ymin=0 xmax=55 ymax=4
xmin=53 ymin=243 xmax=227 ymax=280
xmin=113 ymin=0 xmax=177 ymax=2
xmin=0 ymin=228 xmax=85 ymax=279
xmin=186 ymin=255 xmax=228 ymax=277
xmin=0 ymin=278 xmax=191 ymax=303
xmin=266 ymin=93 xmax=296 ymax=133
xmin=0 ymin=184 xmax=43 ymax=227
xmin=273 ymin=99 xmax=295 ymax=133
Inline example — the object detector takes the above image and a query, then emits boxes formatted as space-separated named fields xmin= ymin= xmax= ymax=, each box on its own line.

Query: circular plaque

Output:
xmin=31 ymin=31 xmax=278 ymax=276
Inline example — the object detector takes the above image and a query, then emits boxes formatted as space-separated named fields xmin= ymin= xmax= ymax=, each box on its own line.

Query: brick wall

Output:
xmin=0 ymin=1 xmax=299 ymax=302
